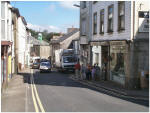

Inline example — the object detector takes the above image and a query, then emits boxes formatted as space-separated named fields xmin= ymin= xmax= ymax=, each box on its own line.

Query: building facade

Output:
xmin=79 ymin=1 xmax=93 ymax=66
xmin=1 ymin=1 xmax=14 ymax=88
xmin=50 ymin=29 xmax=79 ymax=66
xmin=80 ymin=1 xmax=149 ymax=89
xmin=17 ymin=16 xmax=27 ymax=70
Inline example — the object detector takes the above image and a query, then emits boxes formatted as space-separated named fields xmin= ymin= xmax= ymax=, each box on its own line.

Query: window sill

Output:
xmin=107 ymin=30 xmax=113 ymax=34
xmin=118 ymin=28 xmax=125 ymax=32
xmin=100 ymin=32 xmax=104 ymax=35
xmin=93 ymin=33 xmax=97 ymax=35
xmin=81 ymin=34 xmax=86 ymax=36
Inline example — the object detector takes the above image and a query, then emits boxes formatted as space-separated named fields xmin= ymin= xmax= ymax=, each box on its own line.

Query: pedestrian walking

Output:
xmin=95 ymin=63 xmax=101 ymax=81
xmin=86 ymin=64 xmax=91 ymax=80
xmin=91 ymin=65 xmax=96 ymax=81
xmin=75 ymin=61 xmax=81 ymax=79
xmin=81 ymin=64 xmax=86 ymax=80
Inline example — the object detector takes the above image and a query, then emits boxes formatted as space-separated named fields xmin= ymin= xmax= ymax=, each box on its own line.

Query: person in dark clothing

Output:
xmin=86 ymin=64 xmax=91 ymax=80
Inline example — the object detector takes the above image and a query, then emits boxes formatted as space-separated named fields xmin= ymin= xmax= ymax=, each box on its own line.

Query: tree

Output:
xmin=28 ymin=29 xmax=61 ymax=42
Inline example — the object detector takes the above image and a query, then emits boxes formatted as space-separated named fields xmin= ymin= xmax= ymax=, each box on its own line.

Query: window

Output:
xmin=1 ymin=2 xmax=5 ymax=40
xmin=93 ymin=12 xmax=97 ymax=34
xmin=100 ymin=9 xmax=104 ymax=34
xmin=82 ymin=1 xmax=86 ymax=9
xmin=108 ymin=5 xmax=114 ymax=32
xmin=93 ymin=1 xmax=97 ymax=4
xmin=118 ymin=1 xmax=125 ymax=30
xmin=81 ymin=19 xmax=86 ymax=36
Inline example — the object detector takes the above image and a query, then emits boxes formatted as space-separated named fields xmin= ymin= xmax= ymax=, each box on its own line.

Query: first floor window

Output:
xmin=1 ymin=20 xmax=5 ymax=39
xmin=108 ymin=5 xmax=114 ymax=32
xmin=93 ymin=12 xmax=97 ymax=34
xmin=100 ymin=9 xmax=104 ymax=34
xmin=118 ymin=1 xmax=125 ymax=30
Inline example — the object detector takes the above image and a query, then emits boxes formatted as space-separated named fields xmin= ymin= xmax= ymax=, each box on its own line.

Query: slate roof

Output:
xmin=50 ymin=29 xmax=79 ymax=44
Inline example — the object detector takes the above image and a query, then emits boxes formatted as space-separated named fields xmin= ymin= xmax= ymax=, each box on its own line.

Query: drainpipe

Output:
xmin=132 ymin=1 xmax=135 ymax=41
xmin=89 ymin=1 xmax=93 ymax=65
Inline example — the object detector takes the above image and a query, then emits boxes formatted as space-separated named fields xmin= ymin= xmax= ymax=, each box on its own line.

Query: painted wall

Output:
xmin=40 ymin=46 xmax=50 ymax=59
xmin=18 ymin=17 xmax=27 ymax=69
xmin=92 ymin=1 xmax=132 ymax=41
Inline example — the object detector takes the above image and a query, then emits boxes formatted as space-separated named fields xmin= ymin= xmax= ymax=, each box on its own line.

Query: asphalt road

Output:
xmin=27 ymin=69 xmax=149 ymax=112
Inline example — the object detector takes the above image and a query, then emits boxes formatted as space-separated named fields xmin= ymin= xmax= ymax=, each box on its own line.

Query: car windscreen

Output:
xmin=41 ymin=62 xmax=50 ymax=66
xmin=63 ymin=57 xmax=77 ymax=63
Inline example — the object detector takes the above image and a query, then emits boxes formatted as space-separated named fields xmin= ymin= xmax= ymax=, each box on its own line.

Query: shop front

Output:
xmin=1 ymin=41 xmax=12 ymax=89
xmin=91 ymin=41 xmax=109 ymax=81
xmin=109 ymin=41 xmax=128 ymax=85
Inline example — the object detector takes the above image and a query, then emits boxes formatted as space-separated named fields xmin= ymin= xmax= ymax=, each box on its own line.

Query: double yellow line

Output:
xmin=30 ymin=70 xmax=45 ymax=112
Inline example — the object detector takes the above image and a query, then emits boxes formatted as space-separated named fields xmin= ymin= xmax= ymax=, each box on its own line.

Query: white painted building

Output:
xmin=1 ymin=1 xmax=15 ymax=85
xmin=18 ymin=16 xmax=27 ymax=70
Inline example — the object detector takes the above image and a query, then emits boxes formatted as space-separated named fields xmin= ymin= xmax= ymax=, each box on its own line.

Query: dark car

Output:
xmin=32 ymin=62 xmax=40 ymax=69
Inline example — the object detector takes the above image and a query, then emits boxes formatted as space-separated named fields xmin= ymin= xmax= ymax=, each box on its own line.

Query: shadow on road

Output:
xmin=18 ymin=70 xmax=149 ymax=107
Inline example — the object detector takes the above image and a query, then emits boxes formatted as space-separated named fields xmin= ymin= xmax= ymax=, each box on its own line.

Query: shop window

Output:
xmin=108 ymin=5 xmax=114 ymax=33
xmin=110 ymin=49 xmax=125 ymax=84
xmin=93 ymin=12 xmax=97 ymax=34
xmin=118 ymin=1 xmax=125 ymax=31
xmin=100 ymin=9 xmax=104 ymax=34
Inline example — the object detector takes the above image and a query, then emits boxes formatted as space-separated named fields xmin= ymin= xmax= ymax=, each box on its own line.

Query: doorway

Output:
xmin=101 ymin=46 xmax=109 ymax=81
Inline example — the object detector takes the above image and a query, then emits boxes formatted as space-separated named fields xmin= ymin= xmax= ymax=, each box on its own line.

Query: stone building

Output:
xmin=50 ymin=29 xmax=79 ymax=66
xmin=30 ymin=37 xmax=50 ymax=59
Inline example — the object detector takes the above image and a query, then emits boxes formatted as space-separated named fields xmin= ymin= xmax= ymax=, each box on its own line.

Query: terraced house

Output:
xmin=1 ymin=1 xmax=30 ymax=90
xmin=80 ymin=1 xmax=149 ymax=89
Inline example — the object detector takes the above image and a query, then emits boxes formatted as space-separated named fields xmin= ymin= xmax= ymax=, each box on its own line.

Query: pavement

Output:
xmin=1 ymin=68 xmax=31 ymax=112
xmin=70 ymin=75 xmax=149 ymax=101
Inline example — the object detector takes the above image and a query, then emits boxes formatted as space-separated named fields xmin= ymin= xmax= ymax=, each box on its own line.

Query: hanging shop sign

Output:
xmin=138 ymin=11 xmax=149 ymax=32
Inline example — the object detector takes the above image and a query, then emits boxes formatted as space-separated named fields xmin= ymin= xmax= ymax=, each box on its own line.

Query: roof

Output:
xmin=12 ymin=7 xmax=20 ymax=17
xmin=50 ymin=29 xmax=79 ymax=44
xmin=28 ymin=36 xmax=49 ymax=46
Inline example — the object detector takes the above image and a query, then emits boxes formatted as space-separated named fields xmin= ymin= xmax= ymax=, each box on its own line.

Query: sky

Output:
xmin=11 ymin=1 xmax=80 ymax=33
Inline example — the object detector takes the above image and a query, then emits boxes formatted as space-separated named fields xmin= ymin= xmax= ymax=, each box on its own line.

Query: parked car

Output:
xmin=32 ymin=62 xmax=40 ymax=69
xmin=40 ymin=62 xmax=51 ymax=73
xmin=40 ymin=58 xmax=48 ymax=63
xmin=31 ymin=56 xmax=41 ymax=69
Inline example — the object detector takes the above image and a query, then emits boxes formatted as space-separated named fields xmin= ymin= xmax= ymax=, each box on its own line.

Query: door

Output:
xmin=101 ymin=46 xmax=109 ymax=81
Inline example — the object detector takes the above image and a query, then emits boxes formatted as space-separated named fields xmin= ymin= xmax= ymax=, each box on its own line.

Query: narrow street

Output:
xmin=25 ymin=69 xmax=148 ymax=112
xmin=1 ymin=1 xmax=149 ymax=112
